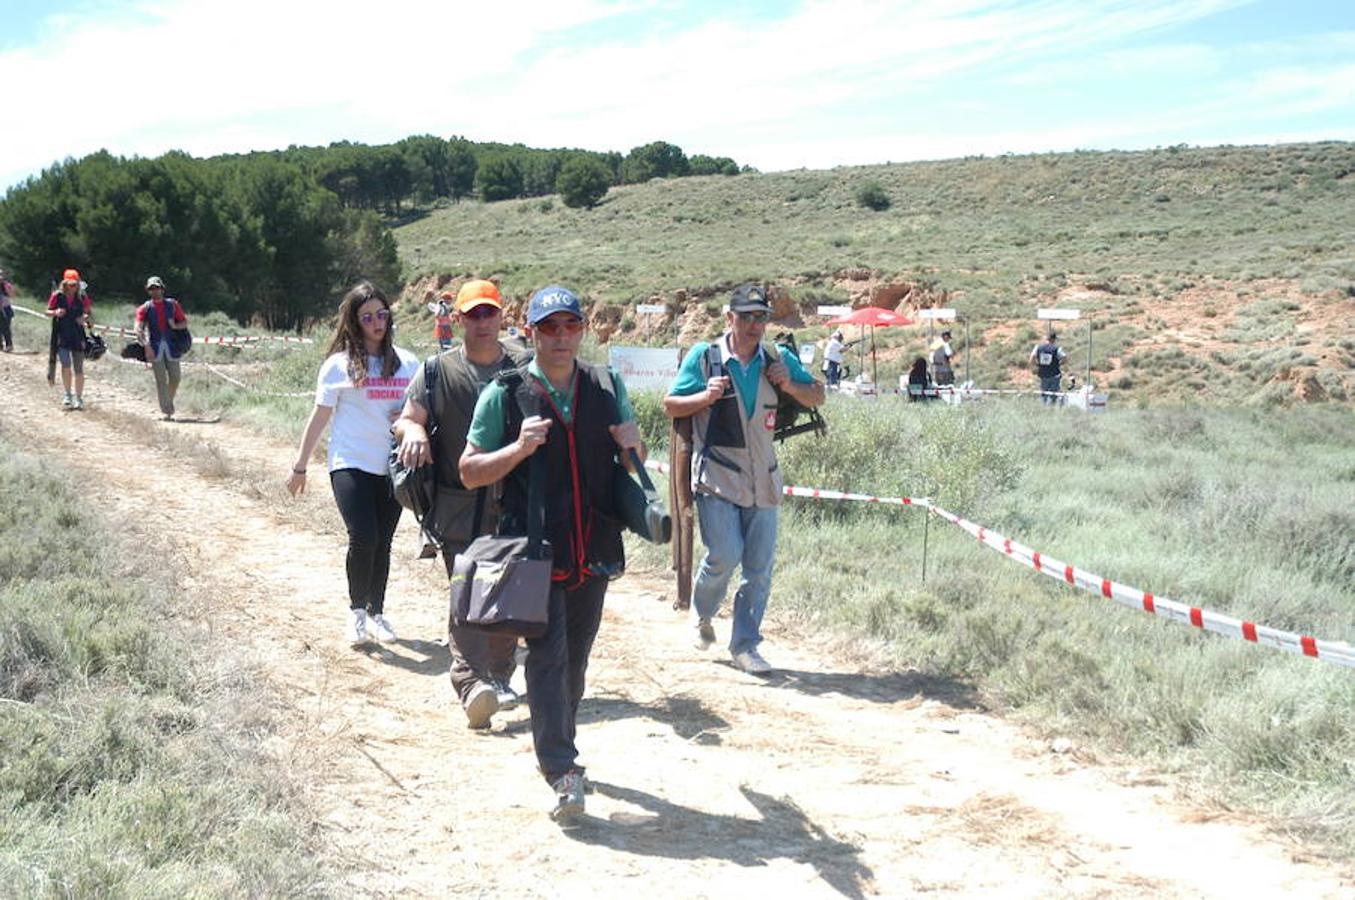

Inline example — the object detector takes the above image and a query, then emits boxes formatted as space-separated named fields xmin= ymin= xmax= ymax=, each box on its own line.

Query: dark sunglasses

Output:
xmin=462 ymin=305 xmax=499 ymax=320
xmin=734 ymin=310 xmax=771 ymax=323
xmin=359 ymin=309 xmax=391 ymax=325
xmin=534 ymin=317 xmax=585 ymax=337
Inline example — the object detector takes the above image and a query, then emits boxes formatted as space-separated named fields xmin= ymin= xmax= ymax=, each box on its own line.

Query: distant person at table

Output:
xmin=824 ymin=330 xmax=846 ymax=388
xmin=930 ymin=330 xmax=955 ymax=386
xmin=906 ymin=357 xmax=930 ymax=402
xmin=1030 ymin=331 xmax=1068 ymax=405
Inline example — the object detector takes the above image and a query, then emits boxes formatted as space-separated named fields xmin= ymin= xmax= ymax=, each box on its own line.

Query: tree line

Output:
xmin=0 ymin=137 xmax=744 ymax=327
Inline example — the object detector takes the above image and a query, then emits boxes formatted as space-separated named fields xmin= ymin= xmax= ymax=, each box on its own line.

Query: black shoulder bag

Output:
xmin=389 ymin=356 xmax=440 ymax=520
xmin=599 ymin=366 xmax=671 ymax=544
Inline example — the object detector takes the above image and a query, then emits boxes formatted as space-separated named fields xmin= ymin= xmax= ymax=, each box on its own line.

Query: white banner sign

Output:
xmin=635 ymin=303 xmax=666 ymax=314
xmin=608 ymin=346 xmax=682 ymax=391
xmin=918 ymin=308 xmax=957 ymax=320
xmin=1037 ymin=308 xmax=1081 ymax=320
xmin=816 ymin=305 xmax=851 ymax=317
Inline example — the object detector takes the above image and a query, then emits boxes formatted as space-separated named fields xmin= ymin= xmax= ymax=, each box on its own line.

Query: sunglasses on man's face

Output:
xmin=534 ymin=316 xmax=585 ymax=337
xmin=359 ymin=309 xmax=391 ymax=325
xmin=462 ymin=305 xmax=499 ymax=321
xmin=734 ymin=310 xmax=771 ymax=324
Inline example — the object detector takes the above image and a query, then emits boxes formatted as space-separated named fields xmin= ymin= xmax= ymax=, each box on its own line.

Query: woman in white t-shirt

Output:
xmin=286 ymin=281 xmax=419 ymax=645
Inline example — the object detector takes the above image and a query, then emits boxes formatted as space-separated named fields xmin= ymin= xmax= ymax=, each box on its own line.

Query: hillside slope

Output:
xmin=395 ymin=142 xmax=1355 ymax=404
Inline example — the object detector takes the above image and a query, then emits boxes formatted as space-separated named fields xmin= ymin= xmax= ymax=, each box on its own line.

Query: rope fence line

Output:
xmin=10 ymin=304 xmax=313 ymax=346
xmin=647 ymin=459 xmax=1355 ymax=670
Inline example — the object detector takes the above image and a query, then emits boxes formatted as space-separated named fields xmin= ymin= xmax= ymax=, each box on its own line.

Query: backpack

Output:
xmin=142 ymin=298 xmax=193 ymax=357
xmin=703 ymin=338 xmax=825 ymax=443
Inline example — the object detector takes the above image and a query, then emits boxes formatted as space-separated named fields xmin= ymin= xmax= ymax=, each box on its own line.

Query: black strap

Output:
xmin=525 ymin=391 xmax=547 ymax=559
xmin=422 ymin=354 xmax=440 ymax=439
xmin=597 ymin=365 xmax=659 ymax=496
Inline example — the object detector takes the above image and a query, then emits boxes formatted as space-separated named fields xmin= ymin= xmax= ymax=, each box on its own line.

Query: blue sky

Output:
xmin=2 ymin=0 xmax=1352 ymax=193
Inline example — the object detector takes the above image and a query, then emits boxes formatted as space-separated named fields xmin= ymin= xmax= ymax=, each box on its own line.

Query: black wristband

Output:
xmin=292 ymin=467 xmax=306 ymax=475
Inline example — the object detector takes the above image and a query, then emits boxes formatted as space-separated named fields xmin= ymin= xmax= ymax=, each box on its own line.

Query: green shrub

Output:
xmin=557 ymin=156 xmax=612 ymax=209
xmin=854 ymin=181 xmax=891 ymax=211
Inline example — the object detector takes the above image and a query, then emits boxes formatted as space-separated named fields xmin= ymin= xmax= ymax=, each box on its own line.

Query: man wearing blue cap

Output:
xmin=461 ymin=285 xmax=644 ymax=822
xmin=664 ymin=283 xmax=824 ymax=675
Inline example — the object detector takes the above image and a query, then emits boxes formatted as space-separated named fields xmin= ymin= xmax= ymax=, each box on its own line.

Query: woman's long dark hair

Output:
xmin=326 ymin=281 xmax=397 ymax=386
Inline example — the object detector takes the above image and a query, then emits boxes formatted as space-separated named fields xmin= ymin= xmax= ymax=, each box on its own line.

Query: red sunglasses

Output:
xmin=534 ymin=317 xmax=585 ymax=336
xmin=461 ymin=305 xmax=499 ymax=320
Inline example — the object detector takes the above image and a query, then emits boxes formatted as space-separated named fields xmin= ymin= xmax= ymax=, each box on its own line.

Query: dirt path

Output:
xmin=2 ymin=352 xmax=1351 ymax=898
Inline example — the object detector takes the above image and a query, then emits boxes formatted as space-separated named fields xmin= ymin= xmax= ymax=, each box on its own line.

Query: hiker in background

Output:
xmin=135 ymin=276 xmax=191 ymax=420
xmin=393 ymin=279 xmax=528 ymax=730
xmin=906 ymin=356 xmax=931 ymax=402
xmin=286 ymin=281 xmax=419 ymax=645
xmin=930 ymin=329 xmax=955 ymax=387
xmin=823 ymin=329 xmax=845 ymax=388
xmin=1030 ymin=330 xmax=1068 ymax=405
xmin=431 ymin=293 xmax=455 ymax=350
xmin=46 ymin=268 xmax=92 ymax=409
xmin=663 ymin=283 xmax=824 ymax=675
xmin=461 ymin=285 xmax=644 ymax=822
xmin=0 ymin=270 xmax=14 ymax=352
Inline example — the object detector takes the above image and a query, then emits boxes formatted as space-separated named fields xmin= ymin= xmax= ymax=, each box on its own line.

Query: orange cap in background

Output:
xmin=62 ymin=268 xmax=81 ymax=283
xmin=454 ymin=279 xmax=502 ymax=313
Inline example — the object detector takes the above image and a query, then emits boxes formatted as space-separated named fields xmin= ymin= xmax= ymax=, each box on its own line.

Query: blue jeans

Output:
xmin=692 ymin=493 xmax=779 ymax=653
xmin=1039 ymin=375 xmax=1062 ymax=405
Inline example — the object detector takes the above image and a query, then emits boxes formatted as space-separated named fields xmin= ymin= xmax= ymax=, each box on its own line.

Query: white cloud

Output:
xmin=1 ymin=0 xmax=1351 ymax=189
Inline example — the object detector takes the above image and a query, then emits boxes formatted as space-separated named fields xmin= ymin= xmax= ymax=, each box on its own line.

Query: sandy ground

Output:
xmin=2 ymin=349 xmax=1352 ymax=899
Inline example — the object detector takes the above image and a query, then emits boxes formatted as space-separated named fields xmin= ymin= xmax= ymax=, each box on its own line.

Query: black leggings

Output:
xmin=330 ymin=468 xmax=402 ymax=614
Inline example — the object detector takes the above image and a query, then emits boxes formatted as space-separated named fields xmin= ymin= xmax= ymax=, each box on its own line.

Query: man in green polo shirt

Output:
xmin=461 ymin=285 xmax=643 ymax=822
xmin=664 ymin=283 xmax=824 ymax=675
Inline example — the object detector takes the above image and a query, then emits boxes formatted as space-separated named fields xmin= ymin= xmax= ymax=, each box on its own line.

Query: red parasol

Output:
xmin=824 ymin=307 xmax=915 ymax=386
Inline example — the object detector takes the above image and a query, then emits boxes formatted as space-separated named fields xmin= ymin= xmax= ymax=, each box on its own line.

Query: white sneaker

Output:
xmin=345 ymin=608 xmax=368 ymax=644
xmin=732 ymin=647 xmax=772 ymax=675
xmin=72 ymin=395 xmax=84 ymax=410
xmin=694 ymin=618 xmax=716 ymax=650
xmin=369 ymin=613 xmax=396 ymax=642
xmin=62 ymin=393 xmax=74 ymax=409
xmin=464 ymin=682 xmax=499 ymax=730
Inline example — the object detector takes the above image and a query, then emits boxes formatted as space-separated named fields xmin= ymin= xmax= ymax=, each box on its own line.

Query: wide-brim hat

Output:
xmin=145 ymin=276 xmax=165 ymax=290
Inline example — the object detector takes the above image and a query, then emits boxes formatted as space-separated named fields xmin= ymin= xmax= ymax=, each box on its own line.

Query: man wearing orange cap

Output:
xmin=46 ymin=268 xmax=93 ymax=409
xmin=393 ymin=279 xmax=528 ymax=729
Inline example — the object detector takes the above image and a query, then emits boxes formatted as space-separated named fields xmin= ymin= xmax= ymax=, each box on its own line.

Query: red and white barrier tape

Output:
xmin=643 ymin=459 xmax=927 ymax=507
xmin=199 ymin=361 xmax=311 ymax=398
xmin=194 ymin=334 xmax=314 ymax=345
xmin=650 ymin=458 xmax=1355 ymax=669
xmin=927 ymin=504 xmax=1355 ymax=669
